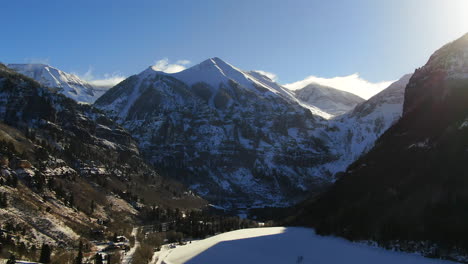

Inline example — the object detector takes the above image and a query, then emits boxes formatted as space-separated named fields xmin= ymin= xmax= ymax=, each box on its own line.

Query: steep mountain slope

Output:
xmin=7 ymin=64 xmax=108 ymax=103
xmin=292 ymin=83 xmax=365 ymax=116
xmin=323 ymin=74 xmax=412 ymax=174
xmin=295 ymin=33 xmax=468 ymax=259
xmin=95 ymin=58 xmax=336 ymax=207
xmin=246 ymin=70 xmax=332 ymax=118
xmin=0 ymin=64 xmax=204 ymax=248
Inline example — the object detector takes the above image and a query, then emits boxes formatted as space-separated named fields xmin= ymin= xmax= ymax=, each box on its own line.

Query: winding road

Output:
xmin=122 ymin=227 xmax=139 ymax=264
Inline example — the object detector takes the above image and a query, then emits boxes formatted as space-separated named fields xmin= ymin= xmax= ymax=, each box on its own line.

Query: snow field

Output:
xmin=156 ymin=227 xmax=458 ymax=264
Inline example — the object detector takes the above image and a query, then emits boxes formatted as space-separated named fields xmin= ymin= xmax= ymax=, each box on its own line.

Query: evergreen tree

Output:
xmin=68 ymin=193 xmax=74 ymax=207
xmin=75 ymin=241 xmax=83 ymax=264
xmin=47 ymin=177 xmax=55 ymax=190
xmin=94 ymin=253 xmax=103 ymax=264
xmin=6 ymin=175 xmax=18 ymax=188
xmin=18 ymin=242 xmax=27 ymax=257
xmin=6 ymin=253 xmax=16 ymax=264
xmin=90 ymin=200 xmax=95 ymax=214
xmin=11 ymin=176 xmax=17 ymax=188
xmin=0 ymin=192 xmax=7 ymax=208
xmin=30 ymin=244 xmax=37 ymax=259
xmin=39 ymin=243 xmax=51 ymax=263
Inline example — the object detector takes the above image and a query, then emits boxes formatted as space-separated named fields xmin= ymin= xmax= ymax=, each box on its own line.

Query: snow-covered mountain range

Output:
xmin=7 ymin=58 xmax=412 ymax=208
xmin=95 ymin=57 xmax=336 ymax=207
xmin=4 ymin=32 xmax=468 ymax=262
xmin=7 ymin=63 xmax=107 ymax=103
xmin=93 ymin=57 xmax=412 ymax=207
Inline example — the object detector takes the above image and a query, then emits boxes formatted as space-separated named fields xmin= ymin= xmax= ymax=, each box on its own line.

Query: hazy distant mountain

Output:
xmin=292 ymin=83 xmax=365 ymax=117
xmin=7 ymin=63 xmax=109 ymax=103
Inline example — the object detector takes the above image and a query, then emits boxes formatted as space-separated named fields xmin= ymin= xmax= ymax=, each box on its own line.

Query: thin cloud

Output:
xmin=75 ymin=67 xmax=125 ymax=89
xmin=176 ymin=59 xmax=191 ymax=65
xmin=152 ymin=58 xmax=191 ymax=73
xmin=253 ymin=70 xmax=278 ymax=82
xmin=284 ymin=73 xmax=394 ymax=99
xmin=24 ymin=57 xmax=50 ymax=65
xmin=88 ymin=74 xmax=125 ymax=89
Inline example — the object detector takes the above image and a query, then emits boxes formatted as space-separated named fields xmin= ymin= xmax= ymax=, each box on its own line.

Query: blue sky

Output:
xmin=2 ymin=0 xmax=468 ymax=96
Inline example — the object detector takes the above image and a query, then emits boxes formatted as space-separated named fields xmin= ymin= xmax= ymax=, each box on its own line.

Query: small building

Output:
xmin=161 ymin=222 xmax=171 ymax=232
xmin=115 ymin=235 xmax=128 ymax=243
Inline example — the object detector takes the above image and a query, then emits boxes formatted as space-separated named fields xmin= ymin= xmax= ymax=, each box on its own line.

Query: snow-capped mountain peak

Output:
xmin=169 ymin=57 xmax=292 ymax=97
xmin=157 ymin=57 xmax=248 ymax=89
xmin=7 ymin=63 xmax=107 ymax=103
xmin=165 ymin=57 xmax=332 ymax=118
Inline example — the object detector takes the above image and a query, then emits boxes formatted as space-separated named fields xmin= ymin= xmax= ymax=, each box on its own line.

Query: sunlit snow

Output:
xmin=154 ymin=227 xmax=457 ymax=264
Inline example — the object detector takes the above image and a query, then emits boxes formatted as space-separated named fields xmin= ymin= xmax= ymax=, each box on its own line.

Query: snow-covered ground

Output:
xmin=154 ymin=227 xmax=458 ymax=264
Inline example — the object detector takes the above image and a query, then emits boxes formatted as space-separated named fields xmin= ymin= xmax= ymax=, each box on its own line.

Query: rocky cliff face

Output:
xmin=404 ymin=33 xmax=468 ymax=115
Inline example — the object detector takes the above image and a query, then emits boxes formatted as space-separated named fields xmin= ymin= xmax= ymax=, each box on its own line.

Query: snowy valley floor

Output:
xmin=152 ymin=227 xmax=458 ymax=264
